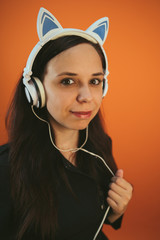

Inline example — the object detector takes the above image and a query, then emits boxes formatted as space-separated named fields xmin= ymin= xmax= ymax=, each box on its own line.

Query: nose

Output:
xmin=76 ymin=85 xmax=93 ymax=103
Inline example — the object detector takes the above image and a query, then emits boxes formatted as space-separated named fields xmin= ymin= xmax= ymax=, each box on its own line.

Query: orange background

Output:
xmin=0 ymin=0 xmax=160 ymax=239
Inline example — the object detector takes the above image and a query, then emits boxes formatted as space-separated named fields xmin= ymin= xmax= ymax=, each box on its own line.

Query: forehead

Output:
xmin=45 ymin=43 xmax=103 ymax=74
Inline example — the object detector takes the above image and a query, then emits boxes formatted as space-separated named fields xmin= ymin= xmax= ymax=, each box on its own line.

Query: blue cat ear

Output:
xmin=86 ymin=17 xmax=109 ymax=45
xmin=37 ymin=7 xmax=63 ymax=41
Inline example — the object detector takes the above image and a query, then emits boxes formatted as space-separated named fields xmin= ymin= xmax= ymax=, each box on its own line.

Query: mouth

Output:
xmin=70 ymin=111 xmax=92 ymax=119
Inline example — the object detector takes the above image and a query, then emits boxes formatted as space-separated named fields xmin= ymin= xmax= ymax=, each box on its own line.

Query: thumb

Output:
xmin=115 ymin=169 xmax=124 ymax=178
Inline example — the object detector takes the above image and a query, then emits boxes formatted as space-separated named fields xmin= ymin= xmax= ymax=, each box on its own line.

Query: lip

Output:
xmin=71 ymin=111 xmax=92 ymax=119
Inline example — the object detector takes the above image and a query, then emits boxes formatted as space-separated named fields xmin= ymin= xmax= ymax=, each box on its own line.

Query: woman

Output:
xmin=0 ymin=8 xmax=133 ymax=240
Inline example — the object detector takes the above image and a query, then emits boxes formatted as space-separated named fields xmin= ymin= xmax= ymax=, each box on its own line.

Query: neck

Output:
xmin=53 ymin=127 xmax=79 ymax=151
xmin=51 ymin=126 xmax=79 ymax=166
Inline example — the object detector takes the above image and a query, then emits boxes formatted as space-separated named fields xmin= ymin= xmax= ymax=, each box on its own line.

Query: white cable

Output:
xmin=79 ymin=148 xmax=114 ymax=176
xmin=31 ymin=105 xmax=115 ymax=239
xmin=93 ymin=206 xmax=111 ymax=240
xmin=78 ymin=148 xmax=114 ymax=239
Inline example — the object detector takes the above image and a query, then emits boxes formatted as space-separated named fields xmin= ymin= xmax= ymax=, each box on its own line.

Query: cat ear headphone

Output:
xmin=23 ymin=7 xmax=109 ymax=108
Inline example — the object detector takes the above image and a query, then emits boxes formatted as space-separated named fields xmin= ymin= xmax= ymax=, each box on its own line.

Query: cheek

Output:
xmin=46 ymin=92 xmax=70 ymax=119
xmin=45 ymin=87 xmax=60 ymax=106
xmin=91 ymin=95 xmax=102 ymax=118
xmin=46 ymin=89 xmax=76 ymax=111
xmin=46 ymin=100 xmax=63 ymax=124
xmin=45 ymin=89 xmax=58 ymax=113
xmin=47 ymin=97 xmax=62 ymax=113
xmin=95 ymin=92 xmax=103 ymax=107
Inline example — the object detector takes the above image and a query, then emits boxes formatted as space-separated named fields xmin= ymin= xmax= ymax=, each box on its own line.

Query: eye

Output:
xmin=90 ymin=78 xmax=102 ymax=85
xmin=61 ymin=78 xmax=74 ymax=85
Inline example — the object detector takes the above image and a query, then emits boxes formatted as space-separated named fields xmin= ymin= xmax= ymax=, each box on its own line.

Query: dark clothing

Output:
xmin=0 ymin=144 xmax=122 ymax=240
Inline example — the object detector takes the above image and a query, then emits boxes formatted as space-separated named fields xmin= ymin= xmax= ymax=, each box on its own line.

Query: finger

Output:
xmin=111 ymin=177 xmax=133 ymax=192
xmin=107 ymin=196 xmax=127 ymax=215
xmin=108 ymin=189 xmax=122 ymax=205
xmin=115 ymin=169 xmax=123 ymax=178
xmin=110 ymin=182 xmax=133 ymax=204
xmin=107 ymin=196 xmax=118 ymax=210
xmin=109 ymin=182 xmax=127 ymax=197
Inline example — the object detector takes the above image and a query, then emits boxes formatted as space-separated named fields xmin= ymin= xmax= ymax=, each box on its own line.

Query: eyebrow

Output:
xmin=57 ymin=72 xmax=104 ymax=77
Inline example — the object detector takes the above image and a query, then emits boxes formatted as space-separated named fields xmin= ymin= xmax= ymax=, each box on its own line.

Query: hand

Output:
xmin=106 ymin=169 xmax=133 ymax=223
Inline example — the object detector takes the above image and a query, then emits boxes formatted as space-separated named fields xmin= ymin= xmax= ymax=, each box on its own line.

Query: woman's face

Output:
xmin=43 ymin=43 xmax=104 ymax=131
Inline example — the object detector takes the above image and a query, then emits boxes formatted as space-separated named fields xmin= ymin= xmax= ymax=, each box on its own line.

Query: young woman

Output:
xmin=0 ymin=8 xmax=133 ymax=240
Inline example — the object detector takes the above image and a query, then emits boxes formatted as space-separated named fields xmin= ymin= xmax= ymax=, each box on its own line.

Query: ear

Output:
xmin=37 ymin=7 xmax=63 ymax=41
xmin=86 ymin=17 xmax=109 ymax=45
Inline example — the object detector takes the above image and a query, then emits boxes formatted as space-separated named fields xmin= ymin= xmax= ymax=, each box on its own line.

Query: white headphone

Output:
xmin=23 ymin=7 xmax=109 ymax=108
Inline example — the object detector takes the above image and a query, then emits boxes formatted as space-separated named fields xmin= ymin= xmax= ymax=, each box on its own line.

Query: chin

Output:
xmin=77 ymin=125 xmax=88 ymax=130
xmin=70 ymin=120 xmax=91 ymax=131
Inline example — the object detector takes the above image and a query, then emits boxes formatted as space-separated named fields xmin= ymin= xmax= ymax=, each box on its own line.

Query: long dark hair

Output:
xmin=6 ymin=36 xmax=117 ymax=239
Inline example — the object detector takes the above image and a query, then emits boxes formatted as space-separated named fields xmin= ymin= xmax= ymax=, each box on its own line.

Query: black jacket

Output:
xmin=0 ymin=144 xmax=122 ymax=240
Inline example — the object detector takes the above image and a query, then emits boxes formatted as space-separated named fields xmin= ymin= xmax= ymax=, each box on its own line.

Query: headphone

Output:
xmin=24 ymin=76 xmax=46 ymax=108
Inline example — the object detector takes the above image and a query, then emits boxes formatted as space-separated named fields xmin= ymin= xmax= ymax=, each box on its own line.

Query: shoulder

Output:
xmin=104 ymin=133 xmax=112 ymax=146
xmin=0 ymin=144 xmax=10 ymax=183
xmin=0 ymin=143 xmax=10 ymax=167
xmin=0 ymin=144 xmax=10 ymax=187
xmin=0 ymin=144 xmax=14 ymax=236
xmin=0 ymin=143 xmax=11 ymax=194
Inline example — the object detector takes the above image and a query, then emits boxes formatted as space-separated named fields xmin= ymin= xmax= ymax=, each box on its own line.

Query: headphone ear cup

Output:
xmin=24 ymin=86 xmax=34 ymax=105
xmin=32 ymin=77 xmax=46 ymax=108
xmin=102 ymin=78 xmax=108 ymax=97
xmin=24 ymin=77 xmax=45 ymax=108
